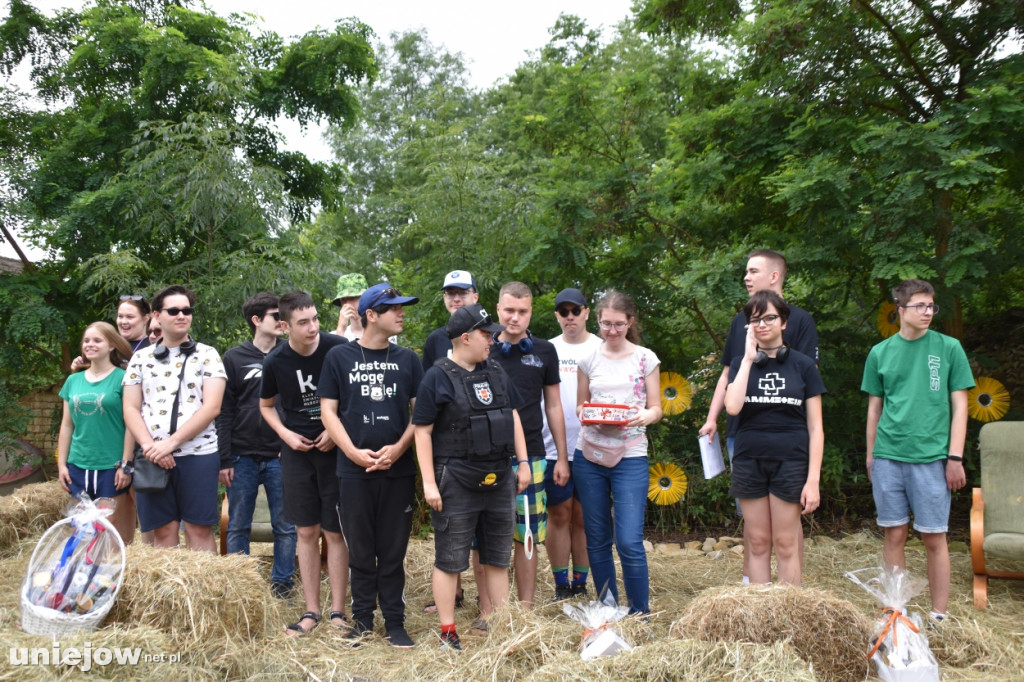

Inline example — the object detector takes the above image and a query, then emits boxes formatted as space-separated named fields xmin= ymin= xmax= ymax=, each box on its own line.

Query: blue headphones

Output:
xmin=494 ymin=330 xmax=534 ymax=356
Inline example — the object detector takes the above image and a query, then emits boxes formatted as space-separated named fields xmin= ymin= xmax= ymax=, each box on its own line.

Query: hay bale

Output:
xmin=0 ymin=481 xmax=70 ymax=554
xmin=526 ymin=639 xmax=816 ymax=681
xmin=670 ymin=584 xmax=872 ymax=682
xmin=109 ymin=544 xmax=275 ymax=643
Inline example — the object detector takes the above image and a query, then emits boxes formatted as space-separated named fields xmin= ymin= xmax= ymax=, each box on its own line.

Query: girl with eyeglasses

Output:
xmin=724 ymin=290 xmax=825 ymax=585
xmin=57 ymin=322 xmax=136 ymax=543
xmin=573 ymin=290 xmax=662 ymax=614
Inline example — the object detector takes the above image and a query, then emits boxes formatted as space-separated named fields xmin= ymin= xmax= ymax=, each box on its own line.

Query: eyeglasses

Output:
xmin=162 ymin=307 xmax=194 ymax=317
xmin=901 ymin=303 xmax=939 ymax=315
xmin=749 ymin=314 xmax=781 ymax=327
xmin=598 ymin=320 xmax=629 ymax=330
xmin=265 ymin=311 xmax=280 ymax=321
xmin=443 ymin=288 xmax=474 ymax=299
xmin=368 ymin=287 xmax=401 ymax=309
xmin=557 ymin=306 xmax=583 ymax=318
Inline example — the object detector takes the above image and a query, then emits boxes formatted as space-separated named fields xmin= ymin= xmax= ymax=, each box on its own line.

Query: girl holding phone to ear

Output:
xmin=725 ymin=290 xmax=825 ymax=585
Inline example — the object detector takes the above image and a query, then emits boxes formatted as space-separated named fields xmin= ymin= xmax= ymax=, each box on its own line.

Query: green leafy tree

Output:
xmin=0 ymin=0 xmax=376 ymax=381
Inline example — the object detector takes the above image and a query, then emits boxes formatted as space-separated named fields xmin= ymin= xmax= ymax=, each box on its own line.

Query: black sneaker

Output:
xmin=386 ymin=627 xmax=415 ymax=649
xmin=341 ymin=620 xmax=371 ymax=645
xmin=271 ymin=582 xmax=293 ymax=600
xmin=553 ymin=584 xmax=574 ymax=601
xmin=439 ymin=631 xmax=462 ymax=651
xmin=571 ymin=583 xmax=589 ymax=598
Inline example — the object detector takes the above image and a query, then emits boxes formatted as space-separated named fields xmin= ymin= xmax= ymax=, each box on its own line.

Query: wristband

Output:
xmin=516 ymin=460 xmax=529 ymax=466
xmin=946 ymin=455 xmax=963 ymax=463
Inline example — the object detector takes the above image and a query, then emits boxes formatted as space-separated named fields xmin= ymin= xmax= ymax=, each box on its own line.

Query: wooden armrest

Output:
xmin=219 ymin=495 xmax=230 ymax=555
xmin=970 ymin=487 xmax=986 ymax=576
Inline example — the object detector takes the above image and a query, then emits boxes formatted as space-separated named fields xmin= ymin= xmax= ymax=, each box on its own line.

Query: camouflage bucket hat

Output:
xmin=332 ymin=273 xmax=368 ymax=305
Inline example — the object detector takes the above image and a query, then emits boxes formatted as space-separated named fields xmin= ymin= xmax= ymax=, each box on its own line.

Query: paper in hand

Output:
xmin=699 ymin=433 xmax=726 ymax=479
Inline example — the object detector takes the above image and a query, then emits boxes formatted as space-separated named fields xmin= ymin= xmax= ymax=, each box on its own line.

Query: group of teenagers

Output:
xmin=55 ymin=248 xmax=972 ymax=651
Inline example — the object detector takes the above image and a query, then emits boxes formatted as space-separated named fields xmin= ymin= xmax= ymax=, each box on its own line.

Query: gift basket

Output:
xmin=846 ymin=565 xmax=940 ymax=682
xmin=20 ymin=495 xmax=126 ymax=635
xmin=562 ymin=595 xmax=634 ymax=660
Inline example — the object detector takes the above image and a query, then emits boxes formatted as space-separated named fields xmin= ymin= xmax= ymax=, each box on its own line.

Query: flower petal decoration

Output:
xmin=648 ymin=461 xmax=687 ymax=506
xmin=660 ymin=372 xmax=693 ymax=416
xmin=876 ymin=302 xmax=899 ymax=338
xmin=967 ymin=376 xmax=1011 ymax=423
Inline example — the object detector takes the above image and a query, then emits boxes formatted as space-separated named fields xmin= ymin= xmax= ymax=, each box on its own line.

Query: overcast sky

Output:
xmin=1 ymin=0 xmax=634 ymax=259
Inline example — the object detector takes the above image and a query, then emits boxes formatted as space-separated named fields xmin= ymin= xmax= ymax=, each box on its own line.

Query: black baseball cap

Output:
xmin=447 ymin=304 xmax=504 ymax=338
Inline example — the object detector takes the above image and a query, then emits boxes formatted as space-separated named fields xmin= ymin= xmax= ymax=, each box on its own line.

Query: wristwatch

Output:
xmin=946 ymin=455 xmax=963 ymax=463
xmin=119 ymin=460 xmax=135 ymax=475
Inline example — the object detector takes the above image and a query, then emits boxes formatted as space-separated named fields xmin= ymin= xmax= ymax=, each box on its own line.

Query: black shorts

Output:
xmin=431 ymin=461 xmax=515 ymax=573
xmin=280 ymin=446 xmax=341 ymax=532
xmin=729 ymin=456 xmax=808 ymax=505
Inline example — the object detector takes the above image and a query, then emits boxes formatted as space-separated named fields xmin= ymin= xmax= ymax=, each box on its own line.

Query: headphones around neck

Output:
xmin=753 ymin=344 xmax=789 ymax=368
xmin=153 ymin=335 xmax=198 ymax=361
xmin=494 ymin=329 xmax=534 ymax=356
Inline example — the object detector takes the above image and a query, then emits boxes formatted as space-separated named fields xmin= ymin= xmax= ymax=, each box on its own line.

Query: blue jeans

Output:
xmin=572 ymin=454 xmax=650 ymax=614
xmin=227 ymin=456 xmax=296 ymax=586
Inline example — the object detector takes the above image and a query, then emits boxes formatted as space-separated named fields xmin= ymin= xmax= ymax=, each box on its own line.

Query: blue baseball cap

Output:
xmin=358 ymin=283 xmax=419 ymax=316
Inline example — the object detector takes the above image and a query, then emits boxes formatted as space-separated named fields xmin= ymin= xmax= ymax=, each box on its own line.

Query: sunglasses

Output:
xmin=265 ymin=311 xmax=281 ymax=321
xmin=367 ymin=287 xmax=401 ymax=309
xmin=120 ymin=295 xmax=145 ymax=302
xmin=162 ymin=307 xmax=194 ymax=317
xmin=556 ymin=306 xmax=583 ymax=318
xmin=469 ymin=314 xmax=495 ymax=333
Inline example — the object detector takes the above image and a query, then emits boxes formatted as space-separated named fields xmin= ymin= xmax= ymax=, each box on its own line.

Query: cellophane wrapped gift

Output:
xmin=846 ymin=565 xmax=940 ymax=682
xmin=562 ymin=594 xmax=634 ymax=660
xmin=20 ymin=494 xmax=126 ymax=635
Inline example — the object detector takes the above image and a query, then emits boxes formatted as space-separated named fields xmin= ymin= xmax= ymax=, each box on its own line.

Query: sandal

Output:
xmin=328 ymin=611 xmax=349 ymax=629
xmin=422 ymin=589 xmax=465 ymax=614
xmin=285 ymin=611 xmax=320 ymax=636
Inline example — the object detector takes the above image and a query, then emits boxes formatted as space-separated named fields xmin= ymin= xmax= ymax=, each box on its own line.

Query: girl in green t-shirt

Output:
xmin=57 ymin=322 xmax=135 ymax=543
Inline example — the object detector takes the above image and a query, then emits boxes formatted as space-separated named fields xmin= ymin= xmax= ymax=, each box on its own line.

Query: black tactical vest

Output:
xmin=433 ymin=358 xmax=516 ymax=461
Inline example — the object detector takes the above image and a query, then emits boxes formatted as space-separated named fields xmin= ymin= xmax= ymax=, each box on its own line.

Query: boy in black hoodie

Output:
xmin=217 ymin=292 xmax=296 ymax=597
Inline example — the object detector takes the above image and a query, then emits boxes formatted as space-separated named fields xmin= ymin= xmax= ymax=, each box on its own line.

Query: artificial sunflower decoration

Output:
xmin=660 ymin=372 xmax=693 ymax=416
xmin=648 ymin=461 xmax=688 ymax=506
xmin=967 ymin=377 xmax=1011 ymax=423
xmin=876 ymin=302 xmax=899 ymax=338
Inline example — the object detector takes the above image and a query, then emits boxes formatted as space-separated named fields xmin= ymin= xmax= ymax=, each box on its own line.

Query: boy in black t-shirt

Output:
xmin=414 ymin=304 xmax=532 ymax=650
xmin=259 ymin=291 xmax=348 ymax=636
xmin=319 ymin=283 xmax=423 ymax=648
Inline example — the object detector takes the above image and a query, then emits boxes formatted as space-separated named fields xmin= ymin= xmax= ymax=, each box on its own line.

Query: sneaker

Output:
xmin=341 ymin=620 xmax=371 ymax=645
xmin=271 ymin=582 xmax=293 ymax=600
xmin=439 ymin=631 xmax=462 ymax=651
xmin=571 ymin=583 xmax=589 ymax=598
xmin=553 ymin=584 xmax=574 ymax=601
xmin=386 ymin=627 xmax=415 ymax=649
xmin=468 ymin=618 xmax=488 ymax=636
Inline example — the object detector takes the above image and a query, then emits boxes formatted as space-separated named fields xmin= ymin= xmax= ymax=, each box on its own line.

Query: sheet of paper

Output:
xmin=699 ymin=433 xmax=726 ymax=480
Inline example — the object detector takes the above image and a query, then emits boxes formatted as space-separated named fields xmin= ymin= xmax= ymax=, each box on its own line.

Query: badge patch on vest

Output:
xmin=473 ymin=382 xmax=493 ymax=405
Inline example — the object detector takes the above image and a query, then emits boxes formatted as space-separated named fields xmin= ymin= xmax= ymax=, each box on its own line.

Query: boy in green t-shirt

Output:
xmin=861 ymin=279 xmax=974 ymax=622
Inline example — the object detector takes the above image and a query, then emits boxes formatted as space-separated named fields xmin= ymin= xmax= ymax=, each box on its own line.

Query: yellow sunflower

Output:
xmin=648 ymin=462 xmax=688 ymax=506
xmin=967 ymin=377 xmax=1011 ymax=423
xmin=660 ymin=372 xmax=693 ymax=416
xmin=876 ymin=302 xmax=899 ymax=338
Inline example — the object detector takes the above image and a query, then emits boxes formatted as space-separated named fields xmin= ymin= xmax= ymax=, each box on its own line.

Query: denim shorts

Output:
xmin=544 ymin=457 xmax=576 ymax=507
xmin=871 ymin=458 xmax=950 ymax=533
xmin=136 ymin=454 xmax=219 ymax=532
xmin=432 ymin=462 xmax=515 ymax=573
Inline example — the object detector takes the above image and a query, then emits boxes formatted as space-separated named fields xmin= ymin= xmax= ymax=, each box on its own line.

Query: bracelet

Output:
xmin=516 ymin=460 xmax=529 ymax=466
xmin=946 ymin=455 xmax=963 ymax=462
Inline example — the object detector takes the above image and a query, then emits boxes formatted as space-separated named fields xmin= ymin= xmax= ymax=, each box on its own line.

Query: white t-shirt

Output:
xmin=542 ymin=333 xmax=604 ymax=461
xmin=576 ymin=345 xmax=660 ymax=459
xmin=123 ymin=342 xmax=226 ymax=456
